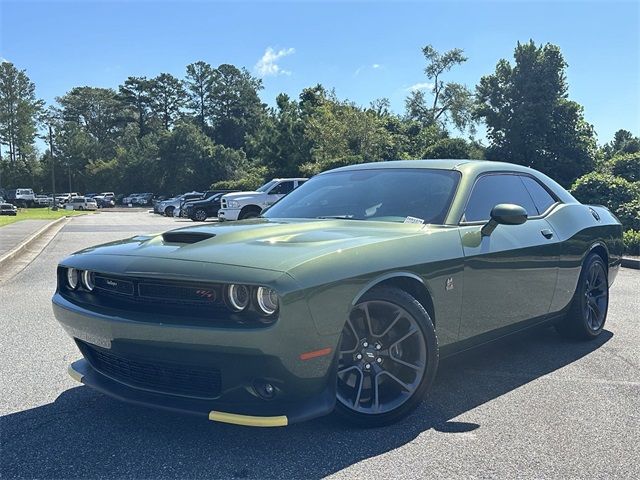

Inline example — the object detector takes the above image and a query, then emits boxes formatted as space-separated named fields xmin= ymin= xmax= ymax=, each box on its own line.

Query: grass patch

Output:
xmin=0 ymin=208 xmax=93 ymax=227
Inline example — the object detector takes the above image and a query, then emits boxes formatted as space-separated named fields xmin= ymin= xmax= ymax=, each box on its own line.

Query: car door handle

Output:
xmin=541 ymin=229 xmax=554 ymax=239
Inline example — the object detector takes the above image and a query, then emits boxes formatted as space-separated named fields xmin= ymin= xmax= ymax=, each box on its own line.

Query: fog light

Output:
xmin=227 ymin=284 xmax=250 ymax=311
xmin=256 ymin=287 xmax=279 ymax=316
xmin=254 ymin=380 xmax=276 ymax=399
xmin=82 ymin=270 xmax=95 ymax=291
xmin=66 ymin=268 xmax=79 ymax=290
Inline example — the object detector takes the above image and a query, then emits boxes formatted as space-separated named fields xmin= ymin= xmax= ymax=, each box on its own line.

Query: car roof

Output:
xmin=323 ymin=158 xmax=553 ymax=174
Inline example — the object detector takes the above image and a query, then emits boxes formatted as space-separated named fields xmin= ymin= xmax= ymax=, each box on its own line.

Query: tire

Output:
xmin=193 ymin=208 xmax=208 ymax=221
xmin=164 ymin=206 xmax=175 ymax=217
xmin=334 ymin=286 xmax=438 ymax=427
xmin=239 ymin=207 xmax=260 ymax=220
xmin=555 ymin=252 xmax=609 ymax=341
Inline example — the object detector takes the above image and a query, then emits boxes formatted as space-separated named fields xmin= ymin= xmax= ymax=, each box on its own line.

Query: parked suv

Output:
xmin=218 ymin=178 xmax=307 ymax=221
xmin=184 ymin=190 xmax=239 ymax=221
xmin=66 ymin=197 xmax=98 ymax=211
xmin=156 ymin=192 xmax=203 ymax=217
xmin=0 ymin=203 xmax=18 ymax=216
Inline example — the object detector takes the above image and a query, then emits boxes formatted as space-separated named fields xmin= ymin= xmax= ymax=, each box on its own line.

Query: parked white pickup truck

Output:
xmin=218 ymin=178 xmax=307 ymax=221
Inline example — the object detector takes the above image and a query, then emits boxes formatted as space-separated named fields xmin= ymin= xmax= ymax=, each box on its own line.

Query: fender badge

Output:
xmin=445 ymin=277 xmax=454 ymax=291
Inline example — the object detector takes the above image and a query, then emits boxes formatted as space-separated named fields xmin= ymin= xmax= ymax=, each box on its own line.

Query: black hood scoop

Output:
xmin=162 ymin=230 xmax=216 ymax=244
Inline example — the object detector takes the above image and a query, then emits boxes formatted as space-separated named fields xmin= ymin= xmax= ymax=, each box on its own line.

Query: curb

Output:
xmin=0 ymin=216 xmax=69 ymax=269
xmin=621 ymin=257 xmax=640 ymax=270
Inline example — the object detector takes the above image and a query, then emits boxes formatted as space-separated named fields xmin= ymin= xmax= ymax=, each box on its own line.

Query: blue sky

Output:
xmin=1 ymin=0 xmax=639 ymax=147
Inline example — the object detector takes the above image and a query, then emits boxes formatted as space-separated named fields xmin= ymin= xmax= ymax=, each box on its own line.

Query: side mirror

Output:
xmin=481 ymin=203 xmax=528 ymax=236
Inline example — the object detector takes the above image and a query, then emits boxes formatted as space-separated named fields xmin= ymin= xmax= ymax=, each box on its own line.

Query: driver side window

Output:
xmin=269 ymin=181 xmax=294 ymax=195
xmin=464 ymin=174 xmax=537 ymax=222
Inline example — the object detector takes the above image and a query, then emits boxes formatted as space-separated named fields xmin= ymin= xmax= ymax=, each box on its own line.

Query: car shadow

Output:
xmin=0 ymin=327 xmax=612 ymax=479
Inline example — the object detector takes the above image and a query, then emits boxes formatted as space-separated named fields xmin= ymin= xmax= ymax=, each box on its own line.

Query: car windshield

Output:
xmin=263 ymin=168 xmax=460 ymax=224
xmin=256 ymin=180 xmax=278 ymax=192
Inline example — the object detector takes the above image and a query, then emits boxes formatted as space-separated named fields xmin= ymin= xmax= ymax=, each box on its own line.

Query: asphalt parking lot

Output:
xmin=1 ymin=211 xmax=639 ymax=479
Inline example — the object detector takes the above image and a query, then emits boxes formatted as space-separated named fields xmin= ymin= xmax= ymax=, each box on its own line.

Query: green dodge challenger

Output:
xmin=53 ymin=160 xmax=623 ymax=427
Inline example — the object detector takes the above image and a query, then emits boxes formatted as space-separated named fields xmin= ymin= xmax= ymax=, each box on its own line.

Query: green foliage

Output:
xmin=570 ymin=172 xmax=638 ymax=211
xmin=211 ymin=163 xmax=267 ymax=191
xmin=623 ymin=230 xmax=640 ymax=256
xmin=615 ymin=199 xmax=640 ymax=232
xmin=608 ymin=152 xmax=640 ymax=182
xmin=476 ymin=41 xmax=597 ymax=187
xmin=423 ymin=138 xmax=483 ymax=159
xmin=601 ymin=129 xmax=640 ymax=160
xmin=0 ymin=62 xmax=43 ymax=179
xmin=405 ymin=45 xmax=475 ymax=134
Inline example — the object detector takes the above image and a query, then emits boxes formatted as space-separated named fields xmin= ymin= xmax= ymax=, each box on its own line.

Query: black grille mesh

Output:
xmin=78 ymin=341 xmax=222 ymax=398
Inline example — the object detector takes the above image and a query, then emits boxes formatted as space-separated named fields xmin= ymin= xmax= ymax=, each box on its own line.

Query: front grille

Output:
xmin=58 ymin=269 xmax=276 ymax=328
xmin=78 ymin=340 xmax=222 ymax=398
xmin=91 ymin=274 xmax=226 ymax=309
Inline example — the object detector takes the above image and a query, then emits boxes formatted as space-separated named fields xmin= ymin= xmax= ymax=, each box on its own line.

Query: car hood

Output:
xmin=222 ymin=191 xmax=262 ymax=201
xmin=72 ymin=218 xmax=437 ymax=273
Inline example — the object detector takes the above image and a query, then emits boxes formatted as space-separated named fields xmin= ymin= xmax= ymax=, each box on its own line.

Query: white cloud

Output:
xmin=406 ymin=82 xmax=434 ymax=92
xmin=354 ymin=63 xmax=383 ymax=76
xmin=0 ymin=57 xmax=9 ymax=64
xmin=255 ymin=47 xmax=295 ymax=77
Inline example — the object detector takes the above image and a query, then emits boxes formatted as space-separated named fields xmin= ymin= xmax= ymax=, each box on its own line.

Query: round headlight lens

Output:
xmin=256 ymin=287 xmax=279 ymax=316
xmin=82 ymin=270 xmax=95 ymax=291
xmin=227 ymin=284 xmax=250 ymax=311
xmin=66 ymin=268 xmax=79 ymax=290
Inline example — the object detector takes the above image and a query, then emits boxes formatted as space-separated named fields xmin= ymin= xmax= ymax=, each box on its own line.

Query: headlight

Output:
xmin=82 ymin=270 xmax=95 ymax=291
xmin=227 ymin=200 xmax=240 ymax=208
xmin=256 ymin=287 xmax=279 ymax=316
xmin=227 ymin=284 xmax=250 ymax=311
xmin=66 ymin=268 xmax=79 ymax=289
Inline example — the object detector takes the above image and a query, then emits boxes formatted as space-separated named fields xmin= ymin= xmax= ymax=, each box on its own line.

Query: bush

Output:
xmin=623 ymin=230 xmax=640 ymax=256
xmin=615 ymin=199 xmax=640 ymax=231
xmin=423 ymin=138 xmax=483 ymax=160
xmin=570 ymin=172 xmax=639 ymax=210
xmin=211 ymin=163 xmax=267 ymax=191
xmin=609 ymin=152 xmax=640 ymax=182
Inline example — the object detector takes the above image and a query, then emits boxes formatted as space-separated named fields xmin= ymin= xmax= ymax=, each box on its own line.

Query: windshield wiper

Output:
xmin=316 ymin=215 xmax=357 ymax=220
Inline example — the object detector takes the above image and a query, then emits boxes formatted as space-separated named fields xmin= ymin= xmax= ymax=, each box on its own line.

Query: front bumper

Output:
xmin=53 ymin=291 xmax=338 ymax=426
xmin=217 ymin=208 xmax=240 ymax=221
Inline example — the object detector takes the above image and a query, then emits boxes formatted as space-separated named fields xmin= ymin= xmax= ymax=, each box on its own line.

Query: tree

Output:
xmin=118 ymin=76 xmax=154 ymax=137
xmin=246 ymin=93 xmax=312 ymax=177
xmin=149 ymin=73 xmax=186 ymax=130
xmin=184 ymin=61 xmax=214 ymax=129
xmin=475 ymin=40 xmax=597 ymax=186
xmin=423 ymin=137 xmax=484 ymax=160
xmin=0 ymin=62 xmax=43 ymax=169
xmin=405 ymin=45 xmax=475 ymax=134
xmin=56 ymin=86 xmax=125 ymax=153
xmin=208 ymin=64 xmax=265 ymax=149
xmin=601 ymin=129 xmax=640 ymax=159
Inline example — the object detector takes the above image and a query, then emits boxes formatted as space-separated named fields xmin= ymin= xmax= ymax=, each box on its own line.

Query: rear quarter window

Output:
xmin=519 ymin=175 xmax=557 ymax=215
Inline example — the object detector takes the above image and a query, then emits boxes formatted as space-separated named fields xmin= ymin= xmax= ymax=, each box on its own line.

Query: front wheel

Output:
xmin=164 ymin=206 xmax=175 ymax=217
xmin=556 ymin=253 xmax=609 ymax=340
xmin=334 ymin=286 xmax=438 ymax=427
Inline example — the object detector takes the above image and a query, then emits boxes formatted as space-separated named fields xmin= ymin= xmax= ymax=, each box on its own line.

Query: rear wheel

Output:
xmin=164 ymin=206 xmax=175 ymax=217
xmin=556 ymin=253 xmax=609 ymax=340
xmin=194 ymin=208 xmax=208 ymax=221
xmin=335 ymin=286 xmax=438 ymax=427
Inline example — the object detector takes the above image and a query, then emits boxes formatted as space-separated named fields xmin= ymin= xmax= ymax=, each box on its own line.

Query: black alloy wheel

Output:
xmin=335 ymin=286 xmax=438 ymax=427
xmin=556 ymin=252 xmax=609 ymax=340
